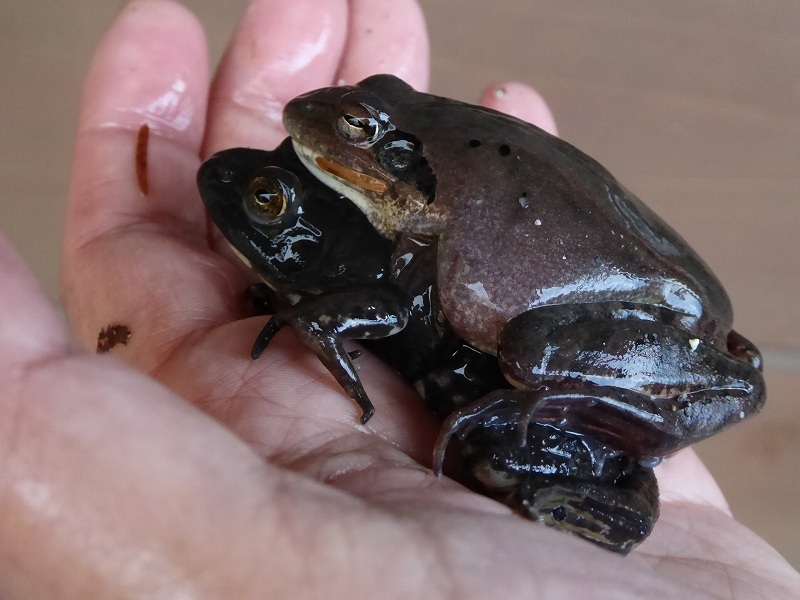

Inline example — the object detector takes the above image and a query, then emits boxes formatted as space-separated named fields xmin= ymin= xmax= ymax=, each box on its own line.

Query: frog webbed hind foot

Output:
xmin=458 ymin=419 xmax=660 ymax=553
xmin=249 ymin=283 xmax=410 ymax=424
xmin=519 ymin=466 xmax=659 ymax=554
xmin=432 ymin=381 xmax=764 ymax=475
xmin=490 ymin=306 xmax=766 ymax=457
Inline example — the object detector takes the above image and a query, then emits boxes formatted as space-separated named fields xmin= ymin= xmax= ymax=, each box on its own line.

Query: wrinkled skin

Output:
xmin=0 ymin=0 xmax=789 ymax=597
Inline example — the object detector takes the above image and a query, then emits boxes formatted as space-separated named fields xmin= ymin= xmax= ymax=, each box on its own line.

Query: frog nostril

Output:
xmin=218 ymin=167 xmax=234 ymax=184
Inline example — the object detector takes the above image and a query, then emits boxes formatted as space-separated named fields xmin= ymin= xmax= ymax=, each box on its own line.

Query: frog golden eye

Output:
xmin=337 ymin=113 xmax=380 ymax=146
xmin=335 ymin=102 xmax=389 ymax=147
xmin=243 ymin=168 xmax=299 ymax=224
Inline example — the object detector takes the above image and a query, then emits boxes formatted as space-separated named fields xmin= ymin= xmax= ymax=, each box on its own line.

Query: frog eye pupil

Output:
xmin=254 ymin=188 xmax=280 ymax=210
xmin=337 ymin=111 xmax=382 ymax=147
xmin=344 ymin=114 xmax=369 ymax=128
xmin=245 ymin=176 xmax=289 ymax=222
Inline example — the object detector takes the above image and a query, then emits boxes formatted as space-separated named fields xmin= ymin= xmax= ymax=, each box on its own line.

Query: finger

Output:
xmin=479 ymin=81 xmax=558 ymax=135
xmin=0 ymin=233 xmax=69 ymax=369
xmin=335 ymin=0 xmax=429 ymax=90
xmin=66 ymin=0 xmax=210 ymax=245
xmin=655 ymin=448 xmax=731 ymax=513
xmin=61 ymin=1 xmax=246 ymax=363
xmin=203 ymin=0 xmax=349 ymax=154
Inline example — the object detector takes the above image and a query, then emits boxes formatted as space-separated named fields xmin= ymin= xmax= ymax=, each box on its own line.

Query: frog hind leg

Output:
xmin=432 ymin=387 xmax=655 ymax=474
xmin=250 ymin=283 xmax=410 ymax=424
xmin=497 ymin=305 xmax=766 ymax=454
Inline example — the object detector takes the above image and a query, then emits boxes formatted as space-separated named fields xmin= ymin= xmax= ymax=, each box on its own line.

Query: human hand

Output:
xmin=0 ymin=0 xmax=795 ymax=597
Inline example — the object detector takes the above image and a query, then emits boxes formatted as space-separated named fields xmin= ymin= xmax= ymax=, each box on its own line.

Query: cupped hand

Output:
xmin=0 ymin=0 xmax=795 ymax=597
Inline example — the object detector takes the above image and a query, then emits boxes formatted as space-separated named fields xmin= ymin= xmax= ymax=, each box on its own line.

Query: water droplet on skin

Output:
xmin=638 ymin=456 xmax=663 ymax=468
xmin=494 ymin=87 xmax=507 ymax=98
xmin=739 ymin=411 xmax=745 ymax=419
xmin=688 ymin=338 xmax=700 ymax=351
xmin=534 ymin=218 xmax=542 ymax=226
xmin=519 ymin=197 xmax=529 ymax=208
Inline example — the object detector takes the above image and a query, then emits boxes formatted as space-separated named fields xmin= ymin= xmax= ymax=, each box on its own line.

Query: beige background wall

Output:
xmin=2 ymin=1 xmax=797 ymax=567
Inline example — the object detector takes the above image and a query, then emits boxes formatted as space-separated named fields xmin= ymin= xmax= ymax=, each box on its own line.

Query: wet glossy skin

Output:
xmin=459 ymin=420 xmax=659 ymax=554
xmin=199 ymin=139 xmax=404 ymax=421
xmin=197 ymin=138 xmax=501 ymax=420
xmin=197 ymin=140 xmax=660 ymax=553
xmin=198 ymin=139 xmax=391 ymax=296
xmin=282 ymin=74 xmax=766 ymax=464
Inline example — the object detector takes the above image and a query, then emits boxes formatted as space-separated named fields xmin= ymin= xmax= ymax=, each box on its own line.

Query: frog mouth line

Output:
xmin=291 ymin=139 xmax=396 ymax=238
xmin=313 ymin=156 xmax=389 ymax=194
xmin=290 ymin=141 xmax=390 ymax=194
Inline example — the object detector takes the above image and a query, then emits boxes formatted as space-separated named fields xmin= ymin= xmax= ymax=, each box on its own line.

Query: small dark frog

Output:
xmin=283 ymin=74 xmax=765 ymax=462
xmin=199 ymin=139 xmax=408 ymax=422
xmin=197 ymin=139 xmax=660 ymax=552
xmin=198 ymin=139 xmax=504 ymax=421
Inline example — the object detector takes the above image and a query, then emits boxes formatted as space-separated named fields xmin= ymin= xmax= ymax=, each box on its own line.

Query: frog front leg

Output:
xmin=251 ymin=283 xmax=409 ymax=424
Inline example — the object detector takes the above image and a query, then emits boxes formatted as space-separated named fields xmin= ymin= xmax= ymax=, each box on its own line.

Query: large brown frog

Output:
xmin=282 ymin=74 xmax=765 ymax=466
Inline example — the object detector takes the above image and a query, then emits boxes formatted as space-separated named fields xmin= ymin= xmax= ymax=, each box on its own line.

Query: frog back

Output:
xmin=420 ymin=106 xmax=732 ymax=353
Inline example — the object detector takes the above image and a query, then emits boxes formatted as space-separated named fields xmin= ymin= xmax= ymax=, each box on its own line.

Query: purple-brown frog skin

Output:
xmin=282 ymin=74 xmax=766 ymax=551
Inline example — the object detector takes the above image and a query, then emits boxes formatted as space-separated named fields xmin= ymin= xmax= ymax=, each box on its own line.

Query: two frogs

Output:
xmin=197 ymin=75 xmax=764 ymax=554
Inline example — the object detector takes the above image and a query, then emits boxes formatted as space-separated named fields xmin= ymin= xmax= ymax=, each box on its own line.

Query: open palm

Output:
xmin=0 ymin=0 xmax=795 ymax=597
